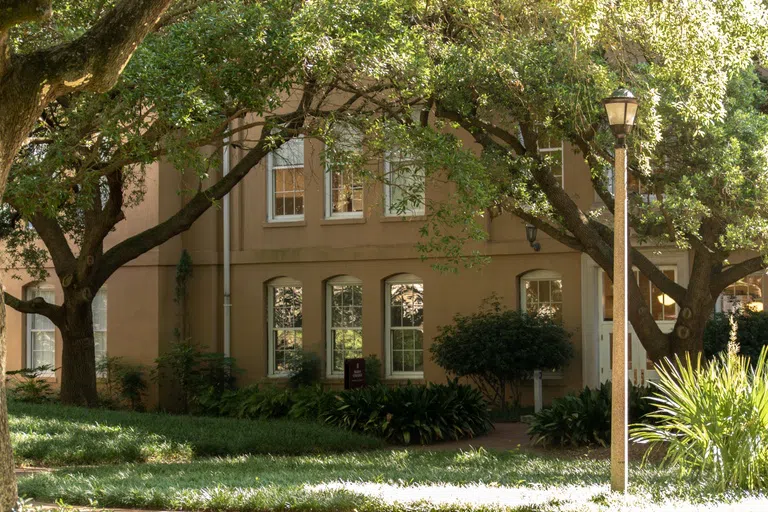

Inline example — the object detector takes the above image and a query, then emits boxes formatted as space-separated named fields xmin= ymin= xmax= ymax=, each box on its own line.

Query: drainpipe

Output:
xmin=223 ymin=127 xmax=232 ymax=357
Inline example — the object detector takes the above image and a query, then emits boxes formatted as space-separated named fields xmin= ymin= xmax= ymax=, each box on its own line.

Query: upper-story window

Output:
xmin=538 ymin=138 xmax=564 ymax=188
xmin=521 ymin=270 xmax=563 ymax=323
xmin=385 ymin=152 xmax=425 ymax=216
xmin=385 ymin=274 xmax=424 ymax=377
xmin=326 ymin=276 xmax=363 ymax=376
xmin=267 ymin=278 xmax=303 ymax=375
xmin=325 ymin=124 xmax=364 ymax=218
xmin=93 ymin=287 xmax=107 ymax=364
xmin=267 ymin=137 xmax=305 ymax=222
xmin=718 ymin=273 xmax=764 ymax=313
xmin=25 ymin=284 xmax=55 ymax=370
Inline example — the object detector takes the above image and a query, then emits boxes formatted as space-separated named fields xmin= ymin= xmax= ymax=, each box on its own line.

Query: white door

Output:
xmin=598 ymin=268 xmax=677 ymax=385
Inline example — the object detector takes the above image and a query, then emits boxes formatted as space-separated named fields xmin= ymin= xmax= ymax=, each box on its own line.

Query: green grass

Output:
xmin=17 ymin=449 xmax=766 ymax=511
xmin=9 ymin=400 xmax=383 ymax=466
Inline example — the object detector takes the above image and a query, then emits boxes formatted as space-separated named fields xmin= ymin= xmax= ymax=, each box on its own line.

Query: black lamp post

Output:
xmin=525 ymin=223 xmax=541 ymax=252
xmin=603 ymin=87 xmax=638 ymax=493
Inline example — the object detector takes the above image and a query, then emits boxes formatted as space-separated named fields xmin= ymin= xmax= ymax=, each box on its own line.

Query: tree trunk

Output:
xmin=0 ymin=286 xmax=18 ymax=508
xmin=59 ymin=297 xmax=98 ymax=406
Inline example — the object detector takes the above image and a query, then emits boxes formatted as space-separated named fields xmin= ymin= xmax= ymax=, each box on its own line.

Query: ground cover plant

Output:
xmin=8 ymin=400 xmax=383 ymax=466
xmin=18 ymin=449 xmax=768 ymax=511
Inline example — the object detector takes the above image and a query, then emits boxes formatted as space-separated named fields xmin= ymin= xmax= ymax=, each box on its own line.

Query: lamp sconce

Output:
xmin=525 ymin=223 xmax=541 ymax=252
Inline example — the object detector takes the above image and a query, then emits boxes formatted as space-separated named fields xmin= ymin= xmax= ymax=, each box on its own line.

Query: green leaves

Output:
xmin=630 ymin=347 xmax=768 ymax=491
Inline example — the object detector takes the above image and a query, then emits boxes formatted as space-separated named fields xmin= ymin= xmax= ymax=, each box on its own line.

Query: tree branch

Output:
xmin=712 ymin=255 xmax=768 ymax=297
xmin=4 ymin=291 xmax=64 ymax=326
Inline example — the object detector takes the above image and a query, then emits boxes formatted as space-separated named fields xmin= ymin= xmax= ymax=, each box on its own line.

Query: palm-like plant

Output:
xmin=631 ymin=344 xmax=768 ymax=491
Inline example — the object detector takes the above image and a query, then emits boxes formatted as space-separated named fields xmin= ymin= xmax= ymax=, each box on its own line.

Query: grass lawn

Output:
xmin=18 ymin=449 xmax=767 ymax=511
xmin=9 ymin=400 xmax=383 ymax=466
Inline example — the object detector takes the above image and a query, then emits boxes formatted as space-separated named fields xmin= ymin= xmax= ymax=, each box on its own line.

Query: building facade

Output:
xmin=4 ymin=117 xmax=767 ymax=407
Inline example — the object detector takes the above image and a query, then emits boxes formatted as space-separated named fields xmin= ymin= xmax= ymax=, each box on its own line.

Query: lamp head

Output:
xmin=603 ymin=87 xmax=638 ymax=139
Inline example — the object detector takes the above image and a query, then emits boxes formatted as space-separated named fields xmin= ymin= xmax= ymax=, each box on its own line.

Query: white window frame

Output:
xmin=267 ymin=137 xmax=305 ymax=223
xmin=538 ymin=140 xmax=565 ymax=188
xmin=325 ymin=164 xmax=364 ymax=219
xmin=384 ymin=155 xmax=425 ymax=217
xmin=384 ymin=274 xmax=424 ymax=379
xmin=93 ymin=287 xmax=107 ymax=366
xmin=520 ymin=269 xmax=563 ymax=321
xmin=326 ymin=276 xmax=364 ymax=377
xmin=267 ymin=277 xmax=303 ymax=377
xmin=25 ymin=284 xmax=55 ymax=375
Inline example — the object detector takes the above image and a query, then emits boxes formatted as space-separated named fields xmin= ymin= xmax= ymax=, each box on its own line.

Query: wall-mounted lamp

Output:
xmin=525 ymin=223 xmax=541 ymax=252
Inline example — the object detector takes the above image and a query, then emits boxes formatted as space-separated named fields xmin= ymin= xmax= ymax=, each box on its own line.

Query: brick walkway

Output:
xmin=418 ymin=422 xmax=532 ymax=451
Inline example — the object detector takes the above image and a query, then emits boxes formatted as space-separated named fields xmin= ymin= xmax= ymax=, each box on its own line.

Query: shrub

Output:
xmin=432 ymin=299 xmax=573 ymax=409
xmin=222 ymin=385 xmax=295 ymax=419
xmin=704 ymin=309 xmax=768 ymax=362
xmin=323 ymin=380 xmax=492 ymax=445
xmin=285 ymin=348 xmax=321 ymax=388
xmin=528 ymin=381 xmax=655 ymax=447
xmin=289 ymin=385 xmax=337 ymax=420
xmin=7 ymin=365 xmax=56 ymax=403
xmin=97 ymin=357 xmax=147 ymax=411
xmin=364 ymin=354 xmax=383 ymax=387
xmin=631 ymin=347 xmax=768 ymax=491
xmin=154 ymin=341 xmax=239 ymax=413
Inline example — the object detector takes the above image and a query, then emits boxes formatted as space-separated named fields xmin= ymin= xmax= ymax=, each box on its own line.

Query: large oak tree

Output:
xmin=0 ymin=0 xmax=176 ymax=505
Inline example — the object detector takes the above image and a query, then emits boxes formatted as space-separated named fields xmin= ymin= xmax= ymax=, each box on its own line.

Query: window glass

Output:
xmin=389 ymin=282 xmax=424 ymax=373
xmin=386 ymin=155 xmax=425 ymax=216
xmin=522 ymin=275 xmax=563 ymax=323
xmin=270 ymin=138 xmax=304 ymax=219
xmin=93 ymin=288 xmax=107 ymax=364
xmin=26 ymin=286 xmax=55 ymax=369
xmin=720 ymin=274 xmax=764 ymax=313
xmin=270 ymin=284 xmax=302 ymax=373
xmin=329 ymin=282 xmax=363 ymax=373
xmin=538 ymin=138 xmax=563 ymax=188
xmin=602 ymin=269 xmax=677 ymax=321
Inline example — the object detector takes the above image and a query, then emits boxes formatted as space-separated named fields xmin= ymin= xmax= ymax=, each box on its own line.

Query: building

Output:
xmin=4 ymin=115 xmax=766 ymax=407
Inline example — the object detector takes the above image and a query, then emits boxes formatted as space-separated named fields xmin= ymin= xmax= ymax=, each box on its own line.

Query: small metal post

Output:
xmin=533 ymin=369 xmax=543 ymax=413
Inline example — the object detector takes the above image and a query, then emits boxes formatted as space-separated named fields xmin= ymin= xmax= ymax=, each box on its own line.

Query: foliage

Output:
xmin=431 ymin=299 xmax=573 ymax=409
xmin=8 ymin=399 xmax=383 ymax=467
xmin=528 ymin=382 xmax=655 ymax=447
xmin=154 ymin=342 xmax=239 ymax=414
xmin=221 ymin=385 xmax=295 ymax=420
xmin=6 ymin=366 xmax=56 ymax=403
xmin=322 ymin=380 xmax=492 ymax=445
xmin=174 ymin=249 xmax=194 ymax=341
xmin=364 ymin=354 xmax=383 ymax=387
xmin=631 ymin=346 xmax=768 ymax=491
xmin=97 ymin=357 xmax=148 ymax=411
xmin=704 ymin=309 xmax=768 ymax=362
xmin=285 ymin=348 xmax=322 ymax=389
xmin=289 ymin=385 xmax=339 ymax=421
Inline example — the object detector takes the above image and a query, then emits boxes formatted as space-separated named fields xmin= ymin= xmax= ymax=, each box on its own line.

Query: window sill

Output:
xmin=263 ymin=220 xmax=306 ymax=228
xmin=386 ymin=372 xmax=425 ymax=380
xmin=320 ymin=217 xmax=366 ymax=226
xmin=267 ymin=373 xmax=290 ymax=379
xmin=380 ymin=215 xmax=427 ymax=223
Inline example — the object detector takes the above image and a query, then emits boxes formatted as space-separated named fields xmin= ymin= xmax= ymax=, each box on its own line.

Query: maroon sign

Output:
xmin=344 ymin=358 xmax=366 ymax=389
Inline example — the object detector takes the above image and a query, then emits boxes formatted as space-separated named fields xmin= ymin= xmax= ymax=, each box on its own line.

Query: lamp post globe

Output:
xmin=603 ymin=88 xmax=639 ymax=140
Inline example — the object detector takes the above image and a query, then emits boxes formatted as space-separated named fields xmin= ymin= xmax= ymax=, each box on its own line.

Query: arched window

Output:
xmin=520 ymin=270 xmax=563 ymax=323
xmin=267 ymin=278 xmax=303 ymax=375
xmin=326 ymin=276 xmax=363 ymax=376
xmin=25 ymin=284 xmax=55 ymax=370
xmin=385 ymin=274 xmax=424 ymax=377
